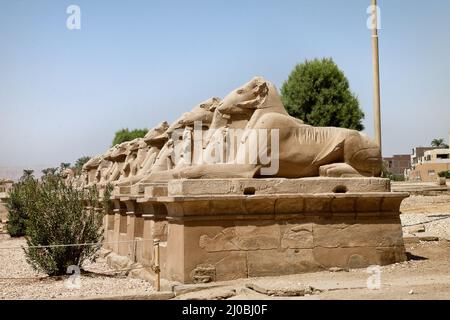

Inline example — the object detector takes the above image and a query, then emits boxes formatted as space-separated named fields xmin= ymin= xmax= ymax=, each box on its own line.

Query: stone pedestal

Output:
xmin=105 ymin=177 xmax=409 ymax=284
xmin=111 ymin=200 xmax=127 ymax=254
xmin=138 ymin=203 xmax=169 ymax=277
xmin=0 ymin=192 xmax=9 ymax=222
xmin=103 ymin=209 xmax=115 ymax=250
xmin=158 ymin=178 xmax=408 ymax=283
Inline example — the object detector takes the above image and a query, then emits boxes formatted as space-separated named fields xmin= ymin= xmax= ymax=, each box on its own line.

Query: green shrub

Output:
xmin=438 ymin=171 xmax=450 ymax=179
xmin=380 ymin=162 xmax=406 ymax=181
xmin=24 ymin=176 xmax=105 ymax=276
xmin=6 ymin=176 xmax=38 ymax=237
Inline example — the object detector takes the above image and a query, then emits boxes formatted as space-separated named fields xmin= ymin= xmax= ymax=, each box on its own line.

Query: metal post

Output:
xmin=132 ymin=239 xmax=137 ymax=262
xmin=153 ymin=239 xmax=161 ymax=291
xmin=371 ymin=0 xmax=382 ymax=153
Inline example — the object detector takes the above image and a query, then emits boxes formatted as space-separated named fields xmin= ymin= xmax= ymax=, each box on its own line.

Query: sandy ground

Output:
xmin=400 ymin=194 xmax=450 ymax=214
xmin=0 ymin=235 xmax=154 ymax=300
xmin=1 ymin=194 xmax=450 ymax=300
xmin=174 ymin=194 xmax=450 ymax=300
xmin=172 ymin=240 xmax=450 ymax=300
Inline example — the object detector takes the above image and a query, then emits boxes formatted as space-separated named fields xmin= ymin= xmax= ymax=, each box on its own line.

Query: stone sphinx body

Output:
xmin=82 ymin=155 xmax=104 ymax=186
xmin=138 ymin=97 xmax=223 ymax=181
xmin=112 ymin=97 xmax=221 ymax=186
xmin=215 ymin=77 xmax=382 ymax=178
xmin=114 ymin=121 xmax=170 ymax=187
xmin=74 ymin=76 xmax=381 ymax=188
xmin=82 ymin=77 xmax=406 ymax=284
xmin=164 ymin=76 xmax=381 ymax=179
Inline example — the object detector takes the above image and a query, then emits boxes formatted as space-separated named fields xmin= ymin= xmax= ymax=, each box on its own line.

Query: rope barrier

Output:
xmin=0 ymin=264 xmax=150 ymax=281
xmin=0 ymin=238 xmax=157 ymax=250
xmin=402 ymin=215 xmax=450 ymax=227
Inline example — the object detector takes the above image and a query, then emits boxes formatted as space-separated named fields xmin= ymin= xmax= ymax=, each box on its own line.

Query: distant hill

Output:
xmin=0 ymin=166 xmax=49 ymax=181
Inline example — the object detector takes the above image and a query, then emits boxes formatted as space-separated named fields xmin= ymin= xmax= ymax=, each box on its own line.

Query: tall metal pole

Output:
xmin=371 ymin=0 xmax=382 ymax=153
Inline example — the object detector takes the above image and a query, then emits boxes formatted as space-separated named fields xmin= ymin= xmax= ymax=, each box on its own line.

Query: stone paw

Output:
xmin=319 ymin=163 xmax=361 ymax=177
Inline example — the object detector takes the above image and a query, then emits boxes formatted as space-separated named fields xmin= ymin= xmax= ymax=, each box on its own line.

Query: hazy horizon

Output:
xmin=1 ymin=0 xmax=450 ymax=172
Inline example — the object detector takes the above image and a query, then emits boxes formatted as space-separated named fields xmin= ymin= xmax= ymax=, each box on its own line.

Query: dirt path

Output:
xmin=173 ymin=241 xmax=450 ymax=300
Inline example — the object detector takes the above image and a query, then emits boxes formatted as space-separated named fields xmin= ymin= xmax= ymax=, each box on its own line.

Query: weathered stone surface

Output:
xmin=0 ymin=180 xmax=13 ymax=193
xmin=172 ymin=283 xmax=224 ymax=296
xmin=402 ymin=235 xmax=421 ymax=244
xmin=233 ymin=222 xmax=280 ymax=250
xmin=417 ymin=234 xmax=440 ymax=241
xmin=106 ymin=252 xmax=133 ymax=270
xmin=304 ymin=197 xmax=332 ymax=213
xmin=104 ymin=185 xmax=408 ymax=283
xmin=247 ymin=249 xmax=323 ymax=277
xmin=145 ymin=185 xmax=168 ymax=198
xmin=244 ymin=197 xmax=276 ymax=214
xmin=182 ymin=200 xmax=210 ymax=216
xmin=275 ymin=198 xmax=304 ymax=213
xmin=212 ymin=252 xmax=248 ymax=281
xmin=313 ymin=221 xmax=404 ymax=248
xmin=331 ymin=197 xmax=355 ymax=213
xmin=328 ymin=267 xmax=347 ymax=272
xmin=245 ymin=282 xmax=319 ymax=297
xmin=195 ymin=222 xmax=280 ymax=252
xmin=209 ymin=199 xmax=245 ymax=215
xmin=355 ymin=197 xmax=381 ymax=212
xmin=189 ymin=264 xmax=216 ymax=283
xmin=199 ymin=229 xmax=240 ymax=252
xmin=312 ymin=246 xmax=406 ymax=268
xmin=280 ymin=223 xmax=313 ymax=249
xmin=175 ymin=288 xmax=237 ymax=300
xmin=118 ymin=233 xmax=129 ymax=257
xmin=98 ymin=248 xmax=112 ymax=259
xmin=407 ymin=224 xmax=426 ymax=234
xmin=167 ymin=178 xmax=390 ymax=197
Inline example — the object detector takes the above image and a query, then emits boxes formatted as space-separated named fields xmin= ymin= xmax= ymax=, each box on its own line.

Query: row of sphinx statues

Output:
xmin=65 ymin=77 xmax=382 ymax=189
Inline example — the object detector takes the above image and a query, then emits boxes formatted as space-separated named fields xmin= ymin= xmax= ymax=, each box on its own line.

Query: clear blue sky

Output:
xmin=1 ymin=0 xmax=450 ymax=168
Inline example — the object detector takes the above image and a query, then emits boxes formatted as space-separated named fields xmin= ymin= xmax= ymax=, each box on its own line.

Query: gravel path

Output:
xmin=401 ymin=213 xmax=450 ymax=240
xmin=0 ymin=235 xmax=154 ymax=300
xmin=400 ymin=195 xmax=450 ymax=240
xmin=400 ymin=195 xmax=450 ymax=213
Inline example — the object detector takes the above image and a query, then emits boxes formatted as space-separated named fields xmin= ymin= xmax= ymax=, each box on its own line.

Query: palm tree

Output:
xmin=431 ymin=138 xmax=449 ymax=148
xmin=74 ymin=156 xmax=91 ymax=175
xmin=42 ymin=167 xmax=58 ymax=176
xmin=60 ymin=163 xmax=71 ymax=170
xmin=21 ymin=170 xmax=34 ymax=180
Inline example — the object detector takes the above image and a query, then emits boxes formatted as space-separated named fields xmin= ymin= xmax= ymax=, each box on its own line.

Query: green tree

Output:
xmin=22 ymin=170 xmax=34 ymax=180
xmin=42 ymin=167 xmax=58 ymax=177
xmin=5 ymin=177 xmax=38 ymax=237
xmin=112 ymin=128 xmax=148 ymax=146
xmin=431 ymin=138 xmax=449 ymax=148
xmin=281 ymin=58 xmax=364 ymax=130
xmin=60 ymin=163 xmax=71 ymax=170
xmin=24 ymin=177 xmax=105 ymax=276
xmin=73 ymin=156 xmax=91 ymax=175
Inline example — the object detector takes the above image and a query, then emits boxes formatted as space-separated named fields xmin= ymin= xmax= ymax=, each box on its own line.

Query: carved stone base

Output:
xmin=160 ymin=178 xmax=408 ymax=283
xmin=105 ymin=178 xmax=409 ymax=284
